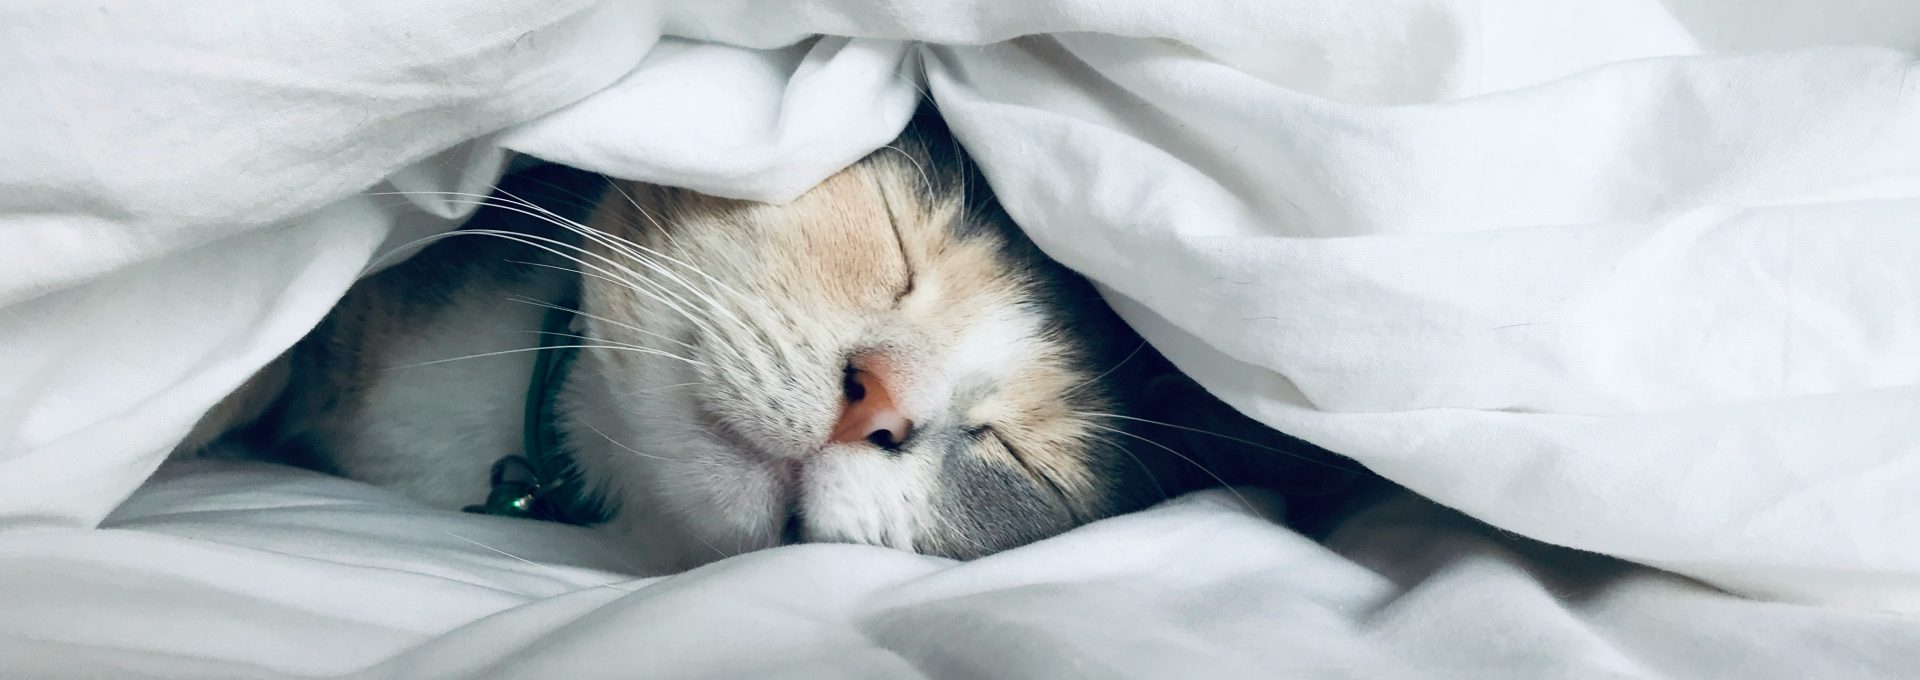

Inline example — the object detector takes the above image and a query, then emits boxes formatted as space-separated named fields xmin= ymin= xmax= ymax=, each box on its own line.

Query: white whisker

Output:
xmin=500 ymin=286 xmax=699 ymax=353
xmin=440 ymin=529 xmax=636 ymax=593
xmin=367 ymin=193 xmax=734 ymax=338
xmin=394 ymin=213 xmax=735 ymax=350
xmin=1085 ymin=431 xmax=1169 ymax=503
xmin=879 ymin=144 xmax=936 ymax=198
xmin=1074 ymin=411 xmax=1360 ymax=473
xmin=1062 ymin=340 xmax=1147 ymax=398
xmin=598 ymin=181 xmax=756 ymax=303
xmin=503 ymin=329 xmax=651 ymax=351
xmin=618 ymin=381 xmax=700 ymax=397
xmin=453 ymin=186 xmax=754 ymax=333
xmin=1081 ymin=422 xmax=1259 ymax=515
xmin=385 ymin=344 xmax=706 ymax=371
xmin=577 ymin=417 xmax=672 ymax=463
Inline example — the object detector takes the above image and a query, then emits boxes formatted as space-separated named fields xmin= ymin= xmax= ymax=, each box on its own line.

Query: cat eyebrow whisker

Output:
xmin=361 ymin=211 xmax=687 ymax=318
xmin=879 ymin=144 xmax=936 ymax=200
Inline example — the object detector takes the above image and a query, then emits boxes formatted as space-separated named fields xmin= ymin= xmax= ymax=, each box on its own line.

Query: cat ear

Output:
xmin=1129 ymin=371 xmax=1364 ymax=501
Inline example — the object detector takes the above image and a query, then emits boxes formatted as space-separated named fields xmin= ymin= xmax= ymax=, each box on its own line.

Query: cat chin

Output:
xmin=789 ymin=450 xmax=938 ymax=552
xmin=586 ymin=471 xmax=790 ymax=574
xmin=570 ymin=411 xmax=795 ymax=572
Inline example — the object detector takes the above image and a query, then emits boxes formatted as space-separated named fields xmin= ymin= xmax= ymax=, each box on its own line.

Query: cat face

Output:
xmin=558 ymin=119 xmax=1338 ymax=570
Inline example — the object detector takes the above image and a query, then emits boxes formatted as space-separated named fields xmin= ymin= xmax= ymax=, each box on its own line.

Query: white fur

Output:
xmin=944 ymin=307 xmax=1036 ymax=384
xmin=324 ymin=270 xmax=570 ymax=509
xmin=797 ymin=450 xmax=936 ymax=551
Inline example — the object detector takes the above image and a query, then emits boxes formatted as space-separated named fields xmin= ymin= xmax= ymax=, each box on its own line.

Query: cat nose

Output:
xmin=830 ymin=363 xmax=914 ymax=450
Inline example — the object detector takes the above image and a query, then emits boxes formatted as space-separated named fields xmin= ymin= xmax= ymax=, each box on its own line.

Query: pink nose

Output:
xmin=830 ymin=363 xmax=914 ymax=449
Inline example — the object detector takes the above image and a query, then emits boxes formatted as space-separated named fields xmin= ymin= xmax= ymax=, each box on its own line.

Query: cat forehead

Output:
xmin=770 ymin=160 xmax=1096 ymax=418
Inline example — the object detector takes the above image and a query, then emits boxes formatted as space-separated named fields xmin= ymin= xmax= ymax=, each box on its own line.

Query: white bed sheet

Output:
xmin=3 ymin=0 xmax=1918 ymax=677
xmin=2 ymin=460 xmax=1910 ymax=679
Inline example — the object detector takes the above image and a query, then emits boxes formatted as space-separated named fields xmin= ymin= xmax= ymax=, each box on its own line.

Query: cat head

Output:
xmin=559 ymin=112 xmax=1353 ymax=570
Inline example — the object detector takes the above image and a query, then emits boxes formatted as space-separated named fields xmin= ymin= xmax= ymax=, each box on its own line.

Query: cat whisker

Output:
xmin=559 ymin=223 xmax=750 ymax=335
xmin=698 ymin=537 xmax=730 ymax=561
xmin=483 ymin=194 xmax=777 ymax=372
xmin=439 ymin=529 xmax=637 ymax=593
xmin=462 ymin=184 xmax=754 ymax=335
xmin=356 ymin=213 xmax=678 ymax=322
xmin=1084 ymin=431 xmax=1170 ymax=505
xmin=500 ymin=329 xmax=706 ymax=368
xmin=1061 ymin=340 xmax=1147 ymax=398
xmin=401 ymin=216 xmax=737 ymax=354
xmin=369 ymin=193 xmax=739 ymax=342
xmin=719 ymin=294 xmax=805 ymax=378
xmin=617 ymin=381 xmax=700 ymax=397
xmin=597 ymin=182 xmax=756 ymax=304
xmin=501 ymin=329 xmax=653 ymax=351
xmin=1079 ymin=422 xmax=1259 ymax=515
xmin=498 ymin=229 xmax=744 ymax=354
xmin=1073 ymin=412 xmax=1362 ymax=473
xmin=364 ymin=190 xmax=703 ymax=314
xmin=879 ymin=144 xmax=936 ymax=199
xmin=568 ymin=221 xmax=750 ymax=322
xmin=385 ymin=344 xmax=707 ymax=372
xmin=500 ymin=279 xmax=699 ymax=353
xmin=439 ymin=529 xmax=550 ymax=569
xmin=577 ymin=417 xmax=672 ymax=463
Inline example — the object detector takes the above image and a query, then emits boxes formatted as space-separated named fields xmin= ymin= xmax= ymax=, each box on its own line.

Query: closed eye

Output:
xmin=878 ymin=174 xmax=916 ymax=302
xmin=891 ymin=224 xmax=916 ymax=301
xmin=973 ymin=425 xmax=1073 ymax=507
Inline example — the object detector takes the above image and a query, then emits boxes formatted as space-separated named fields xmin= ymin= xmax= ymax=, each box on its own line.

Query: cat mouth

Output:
xmin=690 ymin=400 xmax=809 ymax=545
xmin=780 ymin=506 xmax=806 ymax=545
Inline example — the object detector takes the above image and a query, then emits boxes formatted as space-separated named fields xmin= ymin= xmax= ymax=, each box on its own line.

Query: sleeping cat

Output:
xmin=182 ymin=112 xmax=1356 ymax=573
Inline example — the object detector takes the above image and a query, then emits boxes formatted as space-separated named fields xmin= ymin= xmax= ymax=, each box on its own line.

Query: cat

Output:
xmin=181 ymin=111 xmax=1358 ymax=573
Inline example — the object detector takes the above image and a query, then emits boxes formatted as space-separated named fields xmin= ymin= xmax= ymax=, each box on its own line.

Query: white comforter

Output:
xmin=1 ymin=459 xmax=1910 ymax=679
xmin=2 ymin=0 xmax=1917 ymax=677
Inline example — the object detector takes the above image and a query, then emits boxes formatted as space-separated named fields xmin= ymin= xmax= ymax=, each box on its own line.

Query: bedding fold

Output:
xmin=2 ymin=3 xmax=1917 ymax=665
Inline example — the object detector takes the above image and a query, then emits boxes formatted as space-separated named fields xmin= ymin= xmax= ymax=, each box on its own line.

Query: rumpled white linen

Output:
xmin=2 ymin=1 xmax=1917 ymax=674
xmin=3 ymin=459 xmax=1912 ymax=679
